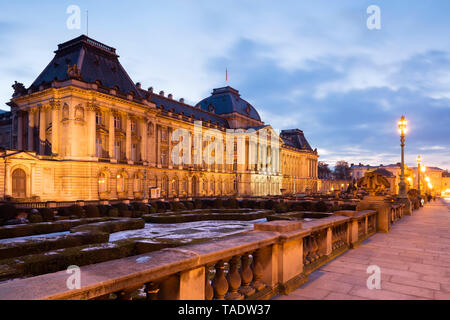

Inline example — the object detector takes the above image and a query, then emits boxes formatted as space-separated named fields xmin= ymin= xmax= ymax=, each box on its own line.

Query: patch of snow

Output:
xmin=0 ymin=231 xmax=70 ymax=244
xmin=80 ymin=243 xmax=117 ymax=251
xmin=136 ymin=256 xmax=150 ymax=263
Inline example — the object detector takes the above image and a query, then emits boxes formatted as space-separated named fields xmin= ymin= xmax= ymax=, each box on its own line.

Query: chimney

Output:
xmin=148 ymin=87 xmax=153 ymax=93
xmin=136 ymin=82 xmax=141 ymax=89
xmin=179 ymin=98 xmax=185 ymax=103
xmin=168 ymin=94 xmax=173 ymax=100
xmin=159 ymin=91 xmax=165 ymax=97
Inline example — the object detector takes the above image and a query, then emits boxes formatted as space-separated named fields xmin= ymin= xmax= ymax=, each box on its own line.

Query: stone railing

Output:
xmin=390 ymin=203 xmax=405 ymax=224
xmin=0 ymin=211 xmax=380 ymax=300
xmin=333 ymin=210 xmax=377 ymax=248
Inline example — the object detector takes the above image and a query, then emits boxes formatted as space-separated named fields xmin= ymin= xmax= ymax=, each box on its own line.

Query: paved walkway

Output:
xmin=274 ymin=199 xmax=450 ymax=300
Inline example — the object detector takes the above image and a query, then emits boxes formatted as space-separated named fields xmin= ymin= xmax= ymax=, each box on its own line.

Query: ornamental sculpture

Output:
xmin=357 ymin=171 xmax=390 ymax=196
xmin=12 ymin=81 xmax=27 ymax=98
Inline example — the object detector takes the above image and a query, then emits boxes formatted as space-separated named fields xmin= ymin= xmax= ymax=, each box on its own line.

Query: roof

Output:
xmin=30 ymin=35 xmax=142 ymax=97
xmin=373 ymin=168 xmax=394 ymax=177
xmin=140 ymin=90 xmax=229 ymax=128
xmin=196 ymin=86 xmax=262 ymax=122
xmin=280 ymin=129 xmax=313 ymax=151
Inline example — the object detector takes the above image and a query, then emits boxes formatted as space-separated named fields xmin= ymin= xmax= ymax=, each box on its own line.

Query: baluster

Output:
xmin=145 ymin=282 xmax=160 ymax=300
xmin=251 ymin=250 xmax=266 ymax=291
xmin=305 ymin=237 xmax=313 ymax=264
xmin=213 ymin=260 xmax=228 ymax=300
xmin=303 ymin=238 xmax=309 ymax=264
xmin=226 ymin=256 xmax=244 ymax=300
xmin=312 ymin=234 xmax=320 ymax=260
xmin=239 ymin=253 xmax=255 ymax=297
xmin=205 ymin=265 xmax=214 ymax=300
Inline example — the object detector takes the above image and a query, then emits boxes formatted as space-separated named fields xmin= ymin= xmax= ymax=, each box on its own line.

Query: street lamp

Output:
xmin=417 ymin=155 xmax=422 ymax=200
xmin=397 ymin=116 xmax=408 ymax=199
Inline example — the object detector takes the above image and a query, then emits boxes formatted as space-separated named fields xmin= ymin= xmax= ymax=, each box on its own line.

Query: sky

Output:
xmin=0 ymin=0 xmax=449 ymax=170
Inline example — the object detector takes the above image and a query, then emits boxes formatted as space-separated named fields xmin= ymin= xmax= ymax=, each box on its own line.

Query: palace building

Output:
xmin=0 ymin=35 xmax=318 ymax=202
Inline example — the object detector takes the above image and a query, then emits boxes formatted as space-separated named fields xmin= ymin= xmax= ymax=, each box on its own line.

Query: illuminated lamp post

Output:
xmin=417 ymin=155 xmax=422 ymax=200
xmin=397 ymin=116 xmax=412 ymax=214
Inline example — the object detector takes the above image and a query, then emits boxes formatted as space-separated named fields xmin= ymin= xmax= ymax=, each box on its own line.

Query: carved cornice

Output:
xmin=86 ymin=102 xmax=99 ymax=112
xmin=49 ymin=99 xmax=61 ymax=110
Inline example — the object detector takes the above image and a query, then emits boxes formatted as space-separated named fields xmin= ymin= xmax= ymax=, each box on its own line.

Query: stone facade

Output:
xmin=0 ymin=35 xmax=318 ymax=202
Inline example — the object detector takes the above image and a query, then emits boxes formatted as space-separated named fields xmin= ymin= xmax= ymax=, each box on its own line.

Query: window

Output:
xmin=114 ymin=116 xmax=121 ymax=129
xmin=131 ymin=119 xmax=136 ymax=132
xmin=96 ymin=112 xmax=103 ymax=125
xmin=131 ymin=144 xmax=137 ymax=161
xmin=172 ymin=177 xmax=179 ymax=195
xmin=12 ymin=168 xmax=26 ymax=198
xmin=210 ymin=180 xmax=215 ymax=194
xmin=203 ymin=179 xmax=208 ymax=194
xmin=133 ymin=174 xmax=142 ymax=192
xmin=114 ymin=141 xmax=121 ymax=160
xmin=162 ymin=176 xmax=169 ymax=195
xmin=117 ymin=173 xmax=125 ymax=193
xmin=96 ymin=138 xmax=102 ymax=157
xmin=98 ymin=173 xmax=107 ymax=193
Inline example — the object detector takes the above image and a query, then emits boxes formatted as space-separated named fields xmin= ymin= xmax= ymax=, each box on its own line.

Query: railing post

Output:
xmin=326 ymin=227 xmax=332 ymax=255
xmin=226 ymin=256 xmax=244 ymax=300
xmin=239 ymin=253 xmax=255 ymax=297
xmin=179 ymin=267 xmax=205 ymax=300
xmin=213 ymin=260 xmax=228 ymax=300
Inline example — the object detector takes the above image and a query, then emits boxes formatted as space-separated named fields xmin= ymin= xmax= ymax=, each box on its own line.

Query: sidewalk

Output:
xmin=274 ymin=199 xmax=450 ymax=300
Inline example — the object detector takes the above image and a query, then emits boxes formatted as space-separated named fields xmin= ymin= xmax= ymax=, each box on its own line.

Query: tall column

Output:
xmin=27 ymin=110 xmax=35 ymax=151
xmin=51 ymin=103 xmax=60 ymax=155
xmin=156 ymin=125 xmax=161 ymax=167
xmin=17 ymin=111 xmax=23 ymax=150
xmin=87 ymin=105 xmax=96 ymax=157
xmin=168 ymin=127 xmax=172 ymax=168
xmin=126 ymin=115 xmax=131 ymax=161
xmin=140 ymin=118 xmax=147 ymax=162
xmin=108 ymin=112 xmax=115 ymax=160
xmin=39 ymin=107 xmax=46 ymax=154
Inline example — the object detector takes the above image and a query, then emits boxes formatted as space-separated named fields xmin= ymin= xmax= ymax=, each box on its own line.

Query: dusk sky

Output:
xmin=1 ymin=0 xmax=449 ymax=170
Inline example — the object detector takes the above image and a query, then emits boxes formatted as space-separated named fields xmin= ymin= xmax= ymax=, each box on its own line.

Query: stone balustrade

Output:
xmin=0 ymin=206 xmax=408 ymax=301
xmin=333 ymin=210 xmax=377 ymax=248
xmin=390 ymin=203 xmax=405 ymax=224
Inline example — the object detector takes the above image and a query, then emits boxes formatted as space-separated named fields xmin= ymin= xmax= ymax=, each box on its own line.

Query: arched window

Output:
xmin=172 ymin=176 xmax=179 ymax=196
xmin=98 ymin=172 xmax=108 ymax=193
xmin=75 ymin=105 xmax=84 ymax=121
xmin=117 ymin=173 xmax=126 ymax=193
xmin=192 ymin=176 xmax=198 ymax=196
xmin=12 ymin=168 xmax=26 ymax=198
xmin=162 ymin=176 xmax=169 ymax=196
xmin=210 ymin=179 xmax=215 ymax=195
xmin=183 ymin=178 xmax=188 ymax=194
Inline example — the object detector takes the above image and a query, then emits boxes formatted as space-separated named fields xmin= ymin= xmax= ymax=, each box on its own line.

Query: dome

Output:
xmin=196 ymin=86 xmax=261 ymax=122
